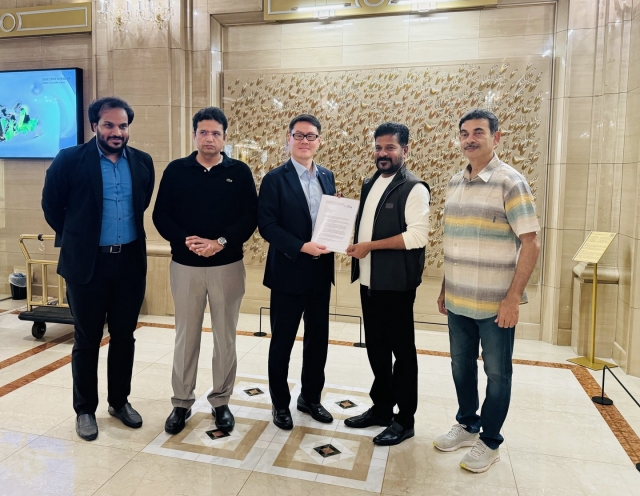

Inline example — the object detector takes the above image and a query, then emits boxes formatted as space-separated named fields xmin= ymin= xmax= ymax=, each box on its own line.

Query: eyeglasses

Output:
xmin=197 ymin=130 xmax=224 ymax=138
xmin=291 ymin=132 xmax=320 ymax=141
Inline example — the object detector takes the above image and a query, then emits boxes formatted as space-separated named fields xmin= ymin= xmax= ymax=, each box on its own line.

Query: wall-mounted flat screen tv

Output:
xmin=0 ymin=68 xmax=84 ymax=159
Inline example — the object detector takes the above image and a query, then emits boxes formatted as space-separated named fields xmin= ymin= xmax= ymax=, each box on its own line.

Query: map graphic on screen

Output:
xmin=0 ymin=68 xmax=83 ymax=159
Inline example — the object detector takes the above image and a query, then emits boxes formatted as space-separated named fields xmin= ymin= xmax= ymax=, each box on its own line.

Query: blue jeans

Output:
xmin=448 ymin=310 xmax=515 ymax=450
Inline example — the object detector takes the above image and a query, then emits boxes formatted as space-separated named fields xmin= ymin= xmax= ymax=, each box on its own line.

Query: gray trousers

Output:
xmin=170 ymin=260 xmax=245 ymax=409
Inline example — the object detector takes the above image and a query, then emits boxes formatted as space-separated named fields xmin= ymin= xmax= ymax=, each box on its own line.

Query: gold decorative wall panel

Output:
xmin=0 ymin=3 xmax=91 ymax=39
xmin=224 ymin=58 xmax=550 ymax=270
xmin=264 ymin=0 xmax=497 ymax=22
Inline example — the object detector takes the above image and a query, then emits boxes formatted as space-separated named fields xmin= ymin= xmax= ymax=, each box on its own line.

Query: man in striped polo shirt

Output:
xmin=434 ymin=109 xmax=540 ymax=473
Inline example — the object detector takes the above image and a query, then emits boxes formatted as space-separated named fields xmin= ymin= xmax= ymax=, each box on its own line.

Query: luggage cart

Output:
xmin=17 ymin=234 xmax=74 ymax=339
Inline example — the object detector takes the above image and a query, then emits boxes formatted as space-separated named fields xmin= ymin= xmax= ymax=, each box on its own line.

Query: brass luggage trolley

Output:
xmin=17 ymin=234 xmax=74 ymax=339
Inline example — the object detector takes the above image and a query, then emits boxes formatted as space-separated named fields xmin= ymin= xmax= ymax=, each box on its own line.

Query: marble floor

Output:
xmin=0 ymin=308 xmax=639 ymax=495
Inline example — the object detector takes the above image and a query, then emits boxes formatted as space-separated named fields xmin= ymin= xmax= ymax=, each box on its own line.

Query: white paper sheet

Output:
xmin=311 ymin=195 xmax=360 ymax=254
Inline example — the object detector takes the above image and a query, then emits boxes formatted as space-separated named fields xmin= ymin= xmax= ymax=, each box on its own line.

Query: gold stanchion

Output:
xmin=568 ymin=231 xmax=618 ymax=370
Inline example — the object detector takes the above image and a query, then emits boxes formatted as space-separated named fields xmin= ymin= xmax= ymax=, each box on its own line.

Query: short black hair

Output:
xmin=374 ymin=122 xmax=409 ymax=147
xmin=88 ymin=97 xmax=134 ymax=126
xmin=289 ymin=114 xmax=321 ymax=134
xmin=193 ymin=107 xmax=228 ymax=133
xmin=459 ymin=109 xmax=499 ymax=135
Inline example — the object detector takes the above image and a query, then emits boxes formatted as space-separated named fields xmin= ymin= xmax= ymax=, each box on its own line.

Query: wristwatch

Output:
xmin=217 ymin=237 xmax=227 ymax=248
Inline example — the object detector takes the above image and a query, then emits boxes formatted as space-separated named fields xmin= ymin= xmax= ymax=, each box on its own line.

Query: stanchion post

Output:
xmin=353 ymin=315 xmax=366 ymax=348
xmin=589 ymin=262 xmax=598 ymax=364
xmin=592 ymin=365 xmax=613 ymax=406
xmin=254 ymin=306 xmax=267 ymax=337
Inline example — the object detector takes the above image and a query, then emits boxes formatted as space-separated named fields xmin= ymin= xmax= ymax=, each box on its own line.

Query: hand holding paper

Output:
xmin=311 ymin=195 xmax=359 ymax=254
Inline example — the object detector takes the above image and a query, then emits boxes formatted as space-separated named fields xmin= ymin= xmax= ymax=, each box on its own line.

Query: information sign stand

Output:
xmin=567 ymin=232 xmax=618 ymax=371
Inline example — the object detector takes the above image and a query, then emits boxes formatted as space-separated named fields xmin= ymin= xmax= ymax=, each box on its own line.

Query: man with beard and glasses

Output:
xmin=345 ymin=122 xmax=430 ymax=446
xmin=433 ymin=109 xmax=540 ymax=473
xmin=42 ymin=97 xmax=155 ymax=441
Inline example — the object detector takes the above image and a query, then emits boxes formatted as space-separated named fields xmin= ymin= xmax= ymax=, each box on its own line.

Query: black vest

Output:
xmin=351 ymin=166 xmax=430 ymax=291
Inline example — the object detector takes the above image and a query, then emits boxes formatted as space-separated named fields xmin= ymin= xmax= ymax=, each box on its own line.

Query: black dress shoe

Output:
xmin=344 ymin=408 xmax=393 ymax=429
xmin=373 ymin=421 xmax=414 ymax=446
xmin=108 ymin=402 xmax=143 ymax=428
xmin=76 ymin=413 xmax=98 ymax=441
xmin=165 ymin=407 xmax=191 ymax=435
xmin=296 ymin=395 xmax=333 ymax=423
xmin=212 ymin=405 xmax=235 ymax=431
xmin=272 ymin=406 xmax=293 ymax=430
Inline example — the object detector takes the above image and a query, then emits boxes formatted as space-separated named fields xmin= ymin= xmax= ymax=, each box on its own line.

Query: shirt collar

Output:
xmin=186 ymin=151 xmax=231 ymax=168
xmin=291 ymin=157 xmax=317 ymax=178
xmin=463 ymin=154 xmax=499 ymax=182
xmin=97 ymin=144 xmax=127 ymax=160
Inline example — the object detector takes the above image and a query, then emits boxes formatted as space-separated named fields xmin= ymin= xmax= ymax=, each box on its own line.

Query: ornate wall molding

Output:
xmin=264 ymin=0 xmax=497 ymax=22
xmin=0 ymin=3 xmax=91 ymax=39
xmin=223 ymin=58 xmax=550 ymax=270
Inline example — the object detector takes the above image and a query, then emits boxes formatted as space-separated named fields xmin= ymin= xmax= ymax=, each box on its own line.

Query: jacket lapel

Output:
xmin=317 ymin=166 xmax=334 ymax=195
xmin=87 ymin=137 xmax=103 ymax=218
xmin=284 ymin=160 xmax=312 ymax=226
xmin=127 ymin=146 xmax=142 ymax=220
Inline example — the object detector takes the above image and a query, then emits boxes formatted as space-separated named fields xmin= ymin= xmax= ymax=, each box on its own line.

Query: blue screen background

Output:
xmin=0 ymin=69 xmax=80 ymax=159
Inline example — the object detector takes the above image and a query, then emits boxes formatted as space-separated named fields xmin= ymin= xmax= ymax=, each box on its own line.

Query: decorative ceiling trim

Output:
xmin=264 ymin=0 xmax=497 ymax=22
xmin=0 ymin=3 xmax=91 ymax=39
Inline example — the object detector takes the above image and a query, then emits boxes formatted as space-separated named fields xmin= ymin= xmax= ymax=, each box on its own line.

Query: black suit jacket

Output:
xmin=258 ymin=159 xmax=335 ymax=294
xmin=42 ymin=137 xmax=155 ymax=285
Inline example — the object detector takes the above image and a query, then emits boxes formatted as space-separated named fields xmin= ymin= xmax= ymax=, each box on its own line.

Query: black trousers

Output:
xmin=360 ymin=285 xmax=418 ymax=429
xmin=66 ymin=244 xmax=146 ymax=415
xmin=268 ymin=265 xmax=331 ymax=410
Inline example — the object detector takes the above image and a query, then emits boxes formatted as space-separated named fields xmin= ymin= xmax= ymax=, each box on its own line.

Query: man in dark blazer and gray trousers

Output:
xmin=42 ymin=97 xmax=155 ymax=441
xmin=258 ymin=114 xmax=335 ymax=430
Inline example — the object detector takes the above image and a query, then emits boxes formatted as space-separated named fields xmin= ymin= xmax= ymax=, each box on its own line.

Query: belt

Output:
xmin=98 ymin=242 xmax=133 ymax=254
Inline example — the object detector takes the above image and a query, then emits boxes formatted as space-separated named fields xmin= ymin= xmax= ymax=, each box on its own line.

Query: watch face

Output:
xmin=218 ymin=237 xmax=227 ymax=246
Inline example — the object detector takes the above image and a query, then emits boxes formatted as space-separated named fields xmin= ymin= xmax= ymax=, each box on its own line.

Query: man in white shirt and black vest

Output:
xmin=345 ymin=122 xmax=430 ymax=446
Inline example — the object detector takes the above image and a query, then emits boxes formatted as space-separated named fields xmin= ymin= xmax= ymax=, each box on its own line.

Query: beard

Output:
xmin=96 ymin=129 xmax=128 ymax=155
xmin=376 ymin=156 xmax=403 ymax=175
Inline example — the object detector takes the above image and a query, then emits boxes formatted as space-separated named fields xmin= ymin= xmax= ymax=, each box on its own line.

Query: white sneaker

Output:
xmin=460 ymin=439 xmax=500 ymax=473
xmin=433 ymin=424 xmax=479 ymax=452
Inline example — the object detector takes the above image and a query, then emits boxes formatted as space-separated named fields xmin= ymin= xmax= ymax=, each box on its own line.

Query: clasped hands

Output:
xmin=185 ymin=236 xmax=224 ymax=257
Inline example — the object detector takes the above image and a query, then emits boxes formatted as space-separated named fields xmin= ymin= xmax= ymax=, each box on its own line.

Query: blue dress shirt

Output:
xmin=98 ymin=147 xmax=137 ymax=246
xmin=291 ymin=157 xmax=322 ymax=231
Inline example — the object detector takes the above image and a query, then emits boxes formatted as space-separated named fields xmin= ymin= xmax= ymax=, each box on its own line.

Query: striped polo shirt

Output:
xmin=443 ymin=154 xmax=540 ymax=320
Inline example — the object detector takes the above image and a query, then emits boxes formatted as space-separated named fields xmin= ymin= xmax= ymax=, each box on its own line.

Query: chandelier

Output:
xmin=97 ymin=0 xmax=173 ymax=32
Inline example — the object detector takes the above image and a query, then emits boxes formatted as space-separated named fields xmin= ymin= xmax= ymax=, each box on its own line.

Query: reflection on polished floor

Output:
xmin=0 ymin=309 xmax=639 ymax=495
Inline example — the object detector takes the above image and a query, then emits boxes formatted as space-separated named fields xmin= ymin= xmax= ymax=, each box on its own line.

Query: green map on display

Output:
xmin=0 ymin=104 xmax=39 ymax=142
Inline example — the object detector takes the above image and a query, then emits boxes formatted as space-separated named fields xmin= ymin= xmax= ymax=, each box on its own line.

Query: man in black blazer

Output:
xmin=258 ymin=114 xmax=335 ymax=430
xmin=42 ymin=97 xmax=155 ymax=441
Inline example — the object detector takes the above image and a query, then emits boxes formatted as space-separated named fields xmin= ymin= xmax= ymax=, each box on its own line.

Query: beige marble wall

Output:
xmin=544 ymin=0 xmax=640 ymax=376
xmin=3 ymin=0 xmax=640 ymax=376
xmin=93 ymin=0 xmax=213 ymax=244
xmin=615 ymin=0 xmax=640 ymax=374
xmin=221 ymin=3 xmax=554 ymax=337
xmin=0 ymin=0 xmax=212 ymax=299
xmin=0 ymin=0 xmax=93 ymax=295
